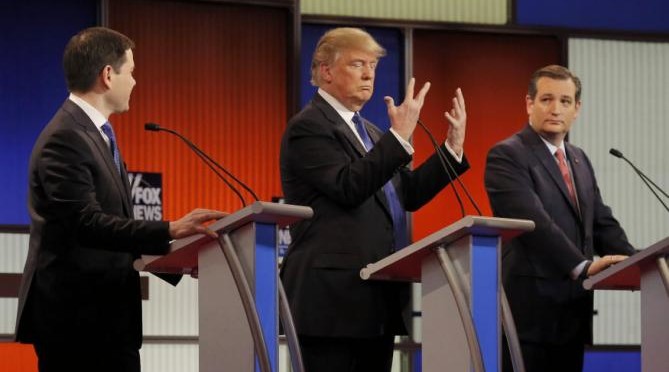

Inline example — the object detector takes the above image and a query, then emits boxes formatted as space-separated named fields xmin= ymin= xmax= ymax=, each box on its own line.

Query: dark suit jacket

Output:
xmin=484 ymin=124 xmax=634 ymax=345
xmin=279 ymin=93 xmax=469 ymax=338
xmin=15 ymin=99 xmax=174 ymax=348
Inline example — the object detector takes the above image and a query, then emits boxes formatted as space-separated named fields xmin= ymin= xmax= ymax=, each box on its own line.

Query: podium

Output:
xmin=360 ymin=216 xmax=534 ymax=372
xmin=584 ymin=236 xmax=669 ymax=372
xmin=134 ymin=201 xmax=313 ymax=372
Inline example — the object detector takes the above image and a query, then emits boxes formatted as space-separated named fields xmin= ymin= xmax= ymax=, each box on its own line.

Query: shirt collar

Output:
xmin=68 ymin=93 xmax=108 ymax=131
xmin=530 ymin=122 xmax=566 ymax=157
xmin=318 ymin=88 xmax=356 ymax=123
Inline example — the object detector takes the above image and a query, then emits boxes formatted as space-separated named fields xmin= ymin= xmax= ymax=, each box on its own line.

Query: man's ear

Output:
xmin=319 ymin=62 xmax=332 ymax=84
xmin=525 ymin=94 xmax=533 ymax=116
xmin=574 ymin=100 xmax=582 ymax=119
xmin=101 ymin=65 xmax=113 ymax=89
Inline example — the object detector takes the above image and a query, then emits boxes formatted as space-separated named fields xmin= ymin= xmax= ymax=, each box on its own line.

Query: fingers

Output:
xmin=169 ymin=209 xmax=227 ymax=239
xmin=403 ymin=77 xmax=416 ymax=104
xmin=607 ymin=255 xmax=628 ymax=264
xmin=415 ymin=81 xmax=431 ymax=106
xmin=455 ymin=87 xmax=465 ymax=111
xmin=384 ymin=96 xmax=396 ymax=110
xmin=445 ymin=88 xmax=466 ymax=122
xmin=201 ymin=227 xmax=219 ymax=239
xmin=191 ymin=209 xmax=225 ymax=238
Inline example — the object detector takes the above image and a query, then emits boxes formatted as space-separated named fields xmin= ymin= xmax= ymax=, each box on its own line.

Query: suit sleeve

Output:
xmin=35 ymin=127 xmax=171 ymax=255
xmin=399 ymin=143 xmax=470 ymax=211
xmin=484 ymin=142 xmax=585 ymax=275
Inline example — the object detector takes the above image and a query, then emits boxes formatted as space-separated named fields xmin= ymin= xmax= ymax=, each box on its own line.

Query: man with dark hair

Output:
xmin=15 ymin=27 xmax=224 ymax=372
xmin=280 ymin=27 xmax=469 ymax=372
xmin=484 ymin=64 xmax=634 ymax=371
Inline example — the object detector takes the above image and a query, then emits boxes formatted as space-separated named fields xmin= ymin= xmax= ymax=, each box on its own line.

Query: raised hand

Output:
xmin=445 ymin=88 xmax=466 ymax=155
xmin=169 ymin=208 xmax=227 ymax=239
xmin=384 ymin=77 xmax=431 ymax=141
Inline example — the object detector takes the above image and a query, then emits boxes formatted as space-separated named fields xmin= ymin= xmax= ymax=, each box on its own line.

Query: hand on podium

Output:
xmin=588 ymin=254 xmax=629 ymax=276
xmin=169 ymin=208 xmax=227 ymax=239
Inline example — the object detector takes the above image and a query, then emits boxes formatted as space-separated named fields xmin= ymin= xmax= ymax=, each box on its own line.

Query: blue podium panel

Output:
xmin=254 ymin=222 xmax=278 ymax=372
xmin=470 ymin=235 xmax=500 ymax=372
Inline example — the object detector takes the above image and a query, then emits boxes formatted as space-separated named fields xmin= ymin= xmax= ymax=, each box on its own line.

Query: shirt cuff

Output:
xmin=571 ymin=260 xmax=591 ymax=280
xmin=389 ymin=128 xmax=415 ymax=155
xmin=443 ymin=141 xmax=464 ymax=163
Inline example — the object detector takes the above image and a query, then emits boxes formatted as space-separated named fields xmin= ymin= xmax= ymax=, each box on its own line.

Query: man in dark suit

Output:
xmin=280 ymin=27 xmax=469 ymax=372
xmin=14 ymin=27 xmax=224 ymax=372
xmin=484 ymin=65 xmax=635 ymax=372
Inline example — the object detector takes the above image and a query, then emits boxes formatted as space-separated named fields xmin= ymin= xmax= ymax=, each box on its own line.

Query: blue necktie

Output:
xmin=101 ymin=122 xmax=121 ymax=174
xmin=352 ymin=113 xmax=408 ymax=250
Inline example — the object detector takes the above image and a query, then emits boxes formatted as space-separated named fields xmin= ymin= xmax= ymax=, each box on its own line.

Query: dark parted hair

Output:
xmin=63 ymin=27 xmax=135 ymax=93
xmin=528 ymin=65 xmax=582 ymax=101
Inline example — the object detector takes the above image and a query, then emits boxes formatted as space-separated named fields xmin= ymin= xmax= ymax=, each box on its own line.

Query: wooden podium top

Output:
xmin=133 ymin=201 xmax=312 ymax=274
xmin=360 ymin=216 xmax=535 ymax=282
xmin=584 ymin=236 xmax=669 ymax=291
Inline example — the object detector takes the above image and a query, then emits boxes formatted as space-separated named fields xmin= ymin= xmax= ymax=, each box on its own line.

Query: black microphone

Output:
xmin=145 ymin=122 xmax=260 ymax=206
xmin=417 ymin=119 xmax=482 ymax=216
xmin=609 ymin=148 xmax=669 ymax=213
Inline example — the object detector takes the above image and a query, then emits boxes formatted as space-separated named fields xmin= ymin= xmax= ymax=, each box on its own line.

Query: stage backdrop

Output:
xmin=108 ymin=0 xmax=291 ymax=220
xmin=0 ymin=0 xmax=98 ymax=225
xmin=411 ymin=30 xmax=562 ymax=242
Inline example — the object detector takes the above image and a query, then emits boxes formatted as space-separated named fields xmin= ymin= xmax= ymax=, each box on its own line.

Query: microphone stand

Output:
xmin=145 ymin=123 xmax=259 ymax=207
xmin=610 ymin=148 xmax=669 ymax=213
xmin=417 ymin=119 xmax=482 ymax=216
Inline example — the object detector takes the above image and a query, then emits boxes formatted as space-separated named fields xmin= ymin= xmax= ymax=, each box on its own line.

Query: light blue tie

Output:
xmin=352 ymin=113 xmax=408 ymax=250
xmin=101 ymin=122 xmax=121 ymax=174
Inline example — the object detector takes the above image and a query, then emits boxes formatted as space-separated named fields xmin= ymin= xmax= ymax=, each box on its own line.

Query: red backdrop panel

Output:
xmin=0 ymin=343 xmax=37 ymax=372
xmin=109 ymin=0 xmax=288 ymax=219
xmin=412 ymin=31 xmax=562 ymax=241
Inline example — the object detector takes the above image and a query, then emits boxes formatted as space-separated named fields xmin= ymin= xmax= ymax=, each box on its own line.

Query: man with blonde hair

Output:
xmin=280 ymin=27 xmax=469 ymax=371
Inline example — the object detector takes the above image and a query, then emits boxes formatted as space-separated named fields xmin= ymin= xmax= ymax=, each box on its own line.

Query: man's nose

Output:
xmin=549 ymin=101 xmax=561 ymax=114
xmin=362 ymin=65 xmax=374 ymax=79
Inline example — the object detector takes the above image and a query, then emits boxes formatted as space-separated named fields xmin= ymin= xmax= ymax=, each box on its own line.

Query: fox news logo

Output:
xmin=272 ymin=196 xmax=292 ymax=257
xmin=128 ymin=172 xmax=163 ymax=221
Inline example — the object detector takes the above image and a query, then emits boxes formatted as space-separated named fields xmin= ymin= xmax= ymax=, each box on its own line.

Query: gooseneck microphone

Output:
xmin=417 ymin=119 xmax=482 ymax=217
xmin=609 ymin=148 xmax=669 ymax=213
xmin=145 ymin=122 xmax=260 ymax=206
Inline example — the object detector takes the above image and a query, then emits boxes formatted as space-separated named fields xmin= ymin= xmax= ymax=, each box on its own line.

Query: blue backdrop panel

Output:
xmin=516 ymin=0 xmax=669 ymax=33
xmin=0 ymin=0 xmax=97 ymax=225
xmin=300 ymin=24 xmax=403 ymax=131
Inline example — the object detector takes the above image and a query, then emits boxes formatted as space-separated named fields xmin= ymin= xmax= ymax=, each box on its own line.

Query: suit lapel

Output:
xmin=521 ymin=125 xmax=581 ymax=219
xmin=566 ymin=143 xmax=588 ymax=222
xmin=64 ymin=100 xmax=133 ymax=217
xmin=313 ymin=94 xmax=367 ymax=156
xmin=312 ymin=94 xmax=395 ymax=219
xmin=119 ymin=159 xmax=134 ymax=216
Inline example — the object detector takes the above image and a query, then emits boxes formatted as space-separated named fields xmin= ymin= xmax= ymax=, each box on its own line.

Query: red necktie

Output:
xmin=555 ymin=148 xmax=577 ymax=206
